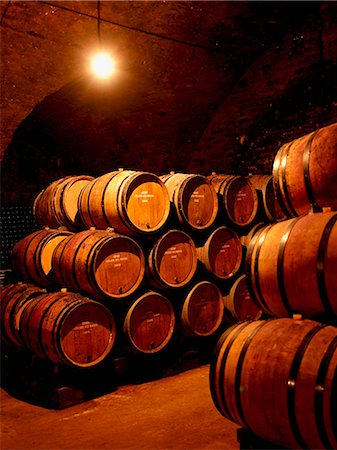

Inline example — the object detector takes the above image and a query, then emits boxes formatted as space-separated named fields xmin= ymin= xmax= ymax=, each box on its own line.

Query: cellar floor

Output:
xmin=0 ymin=364 xmax=239 ymax=450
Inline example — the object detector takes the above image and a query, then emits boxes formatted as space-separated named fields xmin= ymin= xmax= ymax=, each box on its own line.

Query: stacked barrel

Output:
xmin=210 ymin=122 xmax=337 ymax=449
xmin=2 ymin=165 xmax=267 ymax=368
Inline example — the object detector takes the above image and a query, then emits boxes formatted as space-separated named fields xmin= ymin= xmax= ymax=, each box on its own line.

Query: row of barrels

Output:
xmin=210 ymin=123 xmax=337 ymax=450
xmin=0 ymin=276 xmax=261 ymax=367
xmin=32 ymin=122 xmax=337 ymax=238
xmin=12 ymin=226 xmax=247 ymax=300
xmin=12 ymin=210 xmax=337 ymax=320
xmin=33 ymin=170 xmax=284 ymax=236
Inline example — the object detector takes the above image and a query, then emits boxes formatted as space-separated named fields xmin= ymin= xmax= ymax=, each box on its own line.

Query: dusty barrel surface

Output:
xmin=52 ymin=229 xmax=145 ymax=300
xmin=78 ymin=170 xmax=170 ymax=235
xmin=272 ymin=122 xmax=337 ymax=216
xmin=180 ymin=281 xmax=224 ymax=337
xmin=12 ymin=229 xmax=72 ymax=288
xmin=207 ymin=174 xmax=258 ymax=228
xmin=123 ymin=291 xmax=175 ymax=354
xmin=248 ymin=175 xmax=286 ymax=222
xmin=210 ymin=318 xmax=337 ymax=449
xmin=147 ymin=229 xmax=197 ymax=289
xmin=160 ymin=172 xmax=218 ymax=231
xmin=197 ymin=226 xmax=242 ymax=280
xmin=245 ymin=212 xmax=337 ymax=318
xmin=20 ymin=291 xmax=116 ymax=367
xmin=0 ymin=284 xmax=46 ymax=347
xmin=223 ymin=275 xmax=262 ymax=323
xmin=33 ymin=175 xmax=93 ymax=230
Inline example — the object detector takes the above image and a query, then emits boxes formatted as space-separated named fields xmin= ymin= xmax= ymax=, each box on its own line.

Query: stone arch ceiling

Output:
xmin=1 ymin=1 xmax=337 ymax=205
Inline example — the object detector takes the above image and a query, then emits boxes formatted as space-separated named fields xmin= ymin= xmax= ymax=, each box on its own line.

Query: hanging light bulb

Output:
xmin=90 ymin=1 xmax=116 ymax=79
xmin=91 ymin=51 xmax=116 ymax=79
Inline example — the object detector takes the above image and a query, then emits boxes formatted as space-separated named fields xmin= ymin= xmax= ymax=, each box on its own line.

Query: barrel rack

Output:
xmin=1 ymin=333 xmax=217 ymax=409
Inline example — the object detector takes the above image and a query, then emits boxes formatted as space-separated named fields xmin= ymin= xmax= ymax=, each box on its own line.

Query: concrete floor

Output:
xmin=1 ymin=364 xmax=239 ymax=450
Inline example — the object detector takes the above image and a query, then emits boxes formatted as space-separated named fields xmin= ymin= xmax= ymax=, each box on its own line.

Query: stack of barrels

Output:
xmin=210 ymin=122 xmax=337 ymax=450
xmin=2 ymin=165 xmax=268 ymax=368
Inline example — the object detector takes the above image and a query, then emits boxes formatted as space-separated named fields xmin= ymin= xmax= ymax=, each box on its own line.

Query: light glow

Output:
xmin=90 ymin=52 xmax=116 ymax=79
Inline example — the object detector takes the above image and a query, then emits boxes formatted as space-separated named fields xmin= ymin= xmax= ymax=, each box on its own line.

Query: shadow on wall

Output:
xmin=0 ymin=68 xmax=219 ymax=207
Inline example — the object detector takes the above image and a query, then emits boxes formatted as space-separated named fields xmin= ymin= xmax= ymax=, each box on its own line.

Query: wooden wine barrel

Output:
xmin=147 ymin=229 xmax=197 ymax=289
xmin=207 ymin=174 xmax=258 ymax=228
xmin=239 ymin=222 xmax=266 ymax=248
xmin=181 ymin=281 xmax=224 ymax=337
xmin=0 ymin=283 xmax=32 ymax=346
xmin=210 ymin=318 xmax=337 ymax=449
xmin=123 ymin=291 xmax=175 ymax=354
xmin=0 ymin=284 xmax=46 ymax=347
xmin=33 ymin=175 xmax=94 ymax=230
xmin=52 ymin=229 xmax=145 ymax=300
xmin=246 ymin=211 xmax=337 ymax=318
xmin=272 ymin=122 xmax=337 ymax=217
xmin=223 ymin=275 xmax=262 ymax=323
xmin=20 ymin=291 xmax=116 ymax=367
xmin=160 ymin=172 xmax=218 ymax=230
xmin=12 ymin=229 xmax=72 ymax=288
xmin=248 ymin=175 xmax=286 ymax=222
xmin=197 ymin=226 xmax=243 ymax=280
xmin=78 ymin=169 xmax=170 ymax=235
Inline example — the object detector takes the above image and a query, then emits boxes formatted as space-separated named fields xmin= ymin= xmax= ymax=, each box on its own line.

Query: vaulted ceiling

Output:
xmin=1 ymin=1 xmax=337 ymax=205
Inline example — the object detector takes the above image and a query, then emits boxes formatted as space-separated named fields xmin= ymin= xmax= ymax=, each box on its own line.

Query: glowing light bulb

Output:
xmin=90 ymin=52 xmax=116 ymax=79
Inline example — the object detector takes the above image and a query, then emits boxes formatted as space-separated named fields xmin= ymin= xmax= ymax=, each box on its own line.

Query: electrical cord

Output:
xmin=40 ymin=0 xmax=221 ymax=52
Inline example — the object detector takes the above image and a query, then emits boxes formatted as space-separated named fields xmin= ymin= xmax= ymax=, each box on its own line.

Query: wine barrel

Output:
xmin=223 ymin=275 xmax=262 ymax=323
xmin=246 ymin=211 xmax=337 ymax=318
xmin=12 ymin=229 xmax=72 ymax=288
xmin=272 ymin=122 xmax=337 ymax=217
xmin=160 ymin=172 xmax=218 ymax=231
xmin=239 ymin=222 xmax=266 ymax=248
xmin=33 ymin=175 xmax=94 ymax=230
xmin=197 ymin=226 xmax=242 ymax=280
xmin=78 ymin=169 xmax=170 ymax=235
xmin=248 ymin=175 xmax=286 ymax=222
xmin=0 ymin=284 xmax=46 ymax=347
xmin=147 ymin=229 xmax=197 ymax=289
xmin=207 ymin=174 xmax=258 ymax=228
xmin=1 ymin=283 xmax=33 ymax=346
xmin=181 ymin=281 xmax=224 ymax=337
xmin=210 ymin=318 xmax=337 ymax=449
xmin=123 ymin=291 xmax=175 ymax=354
xmin=52 ymin=229 xmax=145 ymax=300
xmin=20 ymin=291 xmax=116 ymax=367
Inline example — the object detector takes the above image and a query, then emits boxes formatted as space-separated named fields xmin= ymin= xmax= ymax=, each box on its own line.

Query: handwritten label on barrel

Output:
xmin=106 ymin=254 xmax=129 ymax=268
xmin=217 ymin=244 xmax=230 ymax=253
xmin=135 ymin=191 xmax=155 ymax=203
xmin=165 ymin=246 xmax=183 ymax=259
xmin=236 ymin=190 xmax=247 ymax=201
xmin=192 ymin=190 xmax=205 ymax=203
xmin=74 ymin=321 xmax=99 ymax=335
